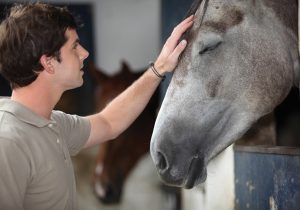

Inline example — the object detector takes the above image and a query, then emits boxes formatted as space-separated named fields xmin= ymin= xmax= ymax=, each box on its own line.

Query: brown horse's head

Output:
xmin=151 ymin=0 xmax=299 ymax=188
xmin=90 ymin=61 xmax=158 ymax=203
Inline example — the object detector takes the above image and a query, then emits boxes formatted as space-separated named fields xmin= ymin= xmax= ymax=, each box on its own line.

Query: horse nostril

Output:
xmin=157 ymin=151 xmax=168 ymax=171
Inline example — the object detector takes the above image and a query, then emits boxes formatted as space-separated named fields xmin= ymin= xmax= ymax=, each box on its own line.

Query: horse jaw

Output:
xmin=150 ymin=85 xmax=258 ymax=188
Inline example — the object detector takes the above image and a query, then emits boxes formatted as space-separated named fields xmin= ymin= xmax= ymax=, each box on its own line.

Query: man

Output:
xmin=0 ymin=2 xmax=193 ymax=210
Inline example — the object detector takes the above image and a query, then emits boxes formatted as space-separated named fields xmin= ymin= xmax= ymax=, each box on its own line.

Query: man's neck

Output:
xmin=11 ymin=81 xmax=62 ymax=120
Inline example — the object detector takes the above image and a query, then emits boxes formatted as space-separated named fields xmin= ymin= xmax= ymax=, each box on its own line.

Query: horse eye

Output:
xmin=198 ymin=32 xmax=223 ymax=55
xmin=199 ymin=41 xmax=222 ymax=55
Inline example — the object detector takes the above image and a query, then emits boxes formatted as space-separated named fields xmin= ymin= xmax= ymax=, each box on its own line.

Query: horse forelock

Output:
xmin=181 ymin=0 xmax=204 ymax=42
xmin=186 ymin=0 xmax=204 ymax=17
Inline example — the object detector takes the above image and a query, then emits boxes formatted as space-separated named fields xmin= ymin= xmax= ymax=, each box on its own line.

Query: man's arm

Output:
xmin=84 ymin=15 xmax=194 ymax=148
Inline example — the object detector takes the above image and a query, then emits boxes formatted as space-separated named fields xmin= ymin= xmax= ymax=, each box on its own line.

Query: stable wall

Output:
xmin=2 ymin=0 xmax=160 ymax=74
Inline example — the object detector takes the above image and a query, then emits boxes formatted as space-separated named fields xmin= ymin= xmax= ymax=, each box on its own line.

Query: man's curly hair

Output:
xmin=0 ymin=2 xmax=82 ymax=88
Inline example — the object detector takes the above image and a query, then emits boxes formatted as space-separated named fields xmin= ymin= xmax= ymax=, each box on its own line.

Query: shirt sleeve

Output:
xmin=52 ymin=111 xmax=91 ymax=156
xmin=0 ymin=138 xmax=30 ymax=210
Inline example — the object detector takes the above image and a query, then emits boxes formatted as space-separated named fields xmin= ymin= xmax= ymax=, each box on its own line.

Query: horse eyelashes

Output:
xmin=199 ymin=41 xmax=222 ymax=55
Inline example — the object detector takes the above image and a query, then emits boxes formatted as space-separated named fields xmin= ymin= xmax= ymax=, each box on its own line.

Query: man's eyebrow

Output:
xmin=72 ymin=38 xmax=80 ymax=46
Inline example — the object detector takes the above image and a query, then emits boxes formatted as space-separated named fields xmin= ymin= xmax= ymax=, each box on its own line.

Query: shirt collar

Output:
xmin=0 ymin=98 xmax=56 ymax=128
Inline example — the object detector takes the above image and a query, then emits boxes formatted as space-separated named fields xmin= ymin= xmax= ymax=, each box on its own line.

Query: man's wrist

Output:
xmin=154 ymin=61 xmax=167 ymax=74
xmin=149 ymin=62 xmax=166 ymax=81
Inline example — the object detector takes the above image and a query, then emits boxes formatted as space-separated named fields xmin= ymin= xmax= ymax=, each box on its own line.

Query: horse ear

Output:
xmin=88 ymin=61 xmax=109 ymax=84
xmin=120 ymin=60 xmax=131 ymax=74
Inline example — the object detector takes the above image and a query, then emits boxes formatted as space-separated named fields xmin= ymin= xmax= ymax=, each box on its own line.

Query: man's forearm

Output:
xmin=99 ymin=68 xmax=162 ymax=138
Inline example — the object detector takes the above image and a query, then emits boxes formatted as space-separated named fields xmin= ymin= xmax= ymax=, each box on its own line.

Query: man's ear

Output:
xmin=40 ymin=55 xmax=55 ymax=74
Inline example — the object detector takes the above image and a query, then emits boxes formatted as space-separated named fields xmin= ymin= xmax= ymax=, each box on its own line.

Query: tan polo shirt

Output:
xmin=0 ymin=98 xmax=91 ymax=210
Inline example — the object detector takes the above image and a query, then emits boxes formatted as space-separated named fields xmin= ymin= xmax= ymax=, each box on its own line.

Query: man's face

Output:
xmin=51 ymin=28 xmax=89 ymax=91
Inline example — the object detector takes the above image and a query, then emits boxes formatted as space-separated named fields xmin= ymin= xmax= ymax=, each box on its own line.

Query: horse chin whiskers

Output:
xmin=183 ymin=154 xmax=207 ymax=188
xmin=184 ymin=169 xmax=207 ymax=189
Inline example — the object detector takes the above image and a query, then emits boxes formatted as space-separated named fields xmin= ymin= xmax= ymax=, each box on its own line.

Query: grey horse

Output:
xmin=150 ymin=0 xmax=299 ymax=189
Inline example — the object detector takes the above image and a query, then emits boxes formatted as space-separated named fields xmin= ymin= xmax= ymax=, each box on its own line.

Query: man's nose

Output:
xmin=80 ymin=45 xmax=89 ymax=60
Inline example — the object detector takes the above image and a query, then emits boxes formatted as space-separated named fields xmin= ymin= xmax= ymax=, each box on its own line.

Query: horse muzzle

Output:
xmin=151 ymin=146 xmax=208 ymax=188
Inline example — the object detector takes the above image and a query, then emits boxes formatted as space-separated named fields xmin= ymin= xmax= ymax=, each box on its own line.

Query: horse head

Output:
xmin=150 ymin=0 xmax=299 ymax=188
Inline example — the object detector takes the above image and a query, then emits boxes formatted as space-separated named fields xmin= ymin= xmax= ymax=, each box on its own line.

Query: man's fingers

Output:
xmin=172 ymin=19 xmax=193 ymax=38
xmin=162 ymin=16 xmax=193 ymax=55
xmin=155 ymin=16 xmax=193 ymax=73
xmin=170 ymin=40 xmax=188 ymax=62
xmin=172 ymin=15 xmax=194 ymax=36
xmin=176 ymin=15 xmax=194 ymax=29
xmin=166 ymin=18 xmax=193 ymax=52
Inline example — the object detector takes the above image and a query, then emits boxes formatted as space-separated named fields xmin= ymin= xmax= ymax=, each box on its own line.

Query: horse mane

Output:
xmin=185 ymin=0 xmax=203 ymax=17
xmin=181 ymin=0 xmax=205 ymax=44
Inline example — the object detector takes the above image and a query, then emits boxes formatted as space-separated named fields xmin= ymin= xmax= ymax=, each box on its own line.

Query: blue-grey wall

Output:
xmin=235 ymin=147 xmax=300 ymax=210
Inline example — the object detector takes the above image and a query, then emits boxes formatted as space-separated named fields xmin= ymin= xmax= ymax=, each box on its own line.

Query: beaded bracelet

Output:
xmin=149 ymin=62 xmax=166 ymax=81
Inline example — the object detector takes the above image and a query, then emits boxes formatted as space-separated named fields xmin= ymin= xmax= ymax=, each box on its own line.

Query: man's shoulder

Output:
xmin=51 ymin=109 xmax=67 ymax=116
xmin=0 ymin=110 xmax=29 ymax=141
xmin=51 ymin=110 xmax=87 ymax=126
xmin=51 ymin=110 xmax=73 ymax=128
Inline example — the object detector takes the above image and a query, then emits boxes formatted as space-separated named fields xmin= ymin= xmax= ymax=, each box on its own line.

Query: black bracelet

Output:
xmin=149 ymin=62 xmax=166 ymax=81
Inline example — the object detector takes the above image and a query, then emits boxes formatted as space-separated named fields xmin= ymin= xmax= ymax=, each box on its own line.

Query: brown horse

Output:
xmin=89 ymin=61 xmax=160 ymax=204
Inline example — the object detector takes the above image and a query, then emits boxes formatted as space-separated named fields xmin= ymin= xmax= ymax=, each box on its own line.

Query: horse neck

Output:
xmin=262 ymin=0 xmax=299 ymax=87
xmin=262 ymin=0 xmax=298 ymax=35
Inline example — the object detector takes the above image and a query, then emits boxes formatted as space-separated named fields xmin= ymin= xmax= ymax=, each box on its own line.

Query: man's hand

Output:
xmin=155 ymin=15 xmax=194 ymax=75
